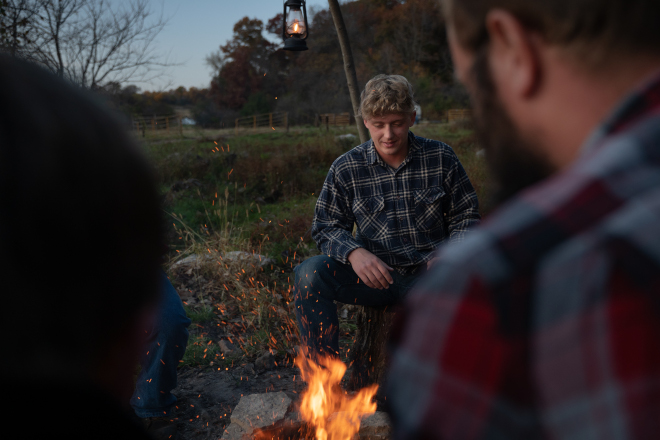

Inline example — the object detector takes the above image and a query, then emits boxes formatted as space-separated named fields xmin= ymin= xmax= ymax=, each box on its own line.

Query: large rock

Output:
xmin=358 ymin=412 xmax=391 ymax=439
xmin=171 ymin=251 xmax=275 ymax=270
xmin=224 ymin=251 xmax=275 ymax=267
xmin=221 ymin=392 xmax=292 ymax=440
xmin=254 ymin=352 xmax=276 ymax=372
xmin=171 ymin=254 xmax=213 ymax=268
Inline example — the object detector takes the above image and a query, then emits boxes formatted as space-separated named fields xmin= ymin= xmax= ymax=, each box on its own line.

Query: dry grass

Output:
xmin=166 ymin=198 xmax=305 ymax=368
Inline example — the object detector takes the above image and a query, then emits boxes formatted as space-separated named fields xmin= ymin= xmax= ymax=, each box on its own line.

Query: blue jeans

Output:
xmin=130 ymin=270 xmax=191 ymax=418
xmin=293 ymin=255 xmax=425 ymax=357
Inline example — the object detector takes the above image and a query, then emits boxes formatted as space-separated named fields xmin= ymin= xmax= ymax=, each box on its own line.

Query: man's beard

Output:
xmin=469 ymin=48 xmax=554 ymax=205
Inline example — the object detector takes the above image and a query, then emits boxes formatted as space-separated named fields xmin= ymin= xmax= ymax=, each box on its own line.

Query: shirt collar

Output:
xmin=581 ymin=68 xmax=660 ymax=156
xmin=367 ymin=131 xmax=420 ymax=166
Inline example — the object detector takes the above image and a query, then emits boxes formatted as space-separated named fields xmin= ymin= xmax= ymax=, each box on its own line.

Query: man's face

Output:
xmin=449 ymin=26 xmax=553 ymax=203
xmin=364 ymin=112 xmax=415 ymax=162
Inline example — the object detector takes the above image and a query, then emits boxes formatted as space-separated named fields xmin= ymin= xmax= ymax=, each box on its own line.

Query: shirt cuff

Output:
xmin=324 ymin=240 xmax=362 ymax=264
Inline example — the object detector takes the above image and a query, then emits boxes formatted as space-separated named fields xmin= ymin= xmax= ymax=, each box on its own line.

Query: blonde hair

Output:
xmin=358 ymin=74 xmax=416 ymax=120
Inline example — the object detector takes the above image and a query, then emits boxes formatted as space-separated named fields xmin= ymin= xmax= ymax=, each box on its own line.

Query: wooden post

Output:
xmin=328 ymin=0 xmax=369 ymax=143
xmin=326 ymin=115 xmax=329 ymax=132
xmin=253 ymin=115 xmax=257 ymax=131
xmin=151 ymin=118 xmax=155 ymax=133
xmin=235 ymin=118 xmax=239 ymax=136
xmin=166 ymin=117 xmax=170 ymax=132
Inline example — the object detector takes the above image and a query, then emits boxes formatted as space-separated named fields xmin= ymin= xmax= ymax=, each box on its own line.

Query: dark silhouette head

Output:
xmin=0 ymin=55 xmax=163 ymax=401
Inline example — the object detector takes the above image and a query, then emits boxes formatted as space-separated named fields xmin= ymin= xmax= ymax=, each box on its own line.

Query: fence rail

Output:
xmin=131 ymin=114 xmax=182 ymax=136
xmin=234 ymin=112 xmax=289 ymax=135
xmin=446 ymin=109 xmax=472 ymax=122
xmin=317 ymin=112 xmax=352 ymax=129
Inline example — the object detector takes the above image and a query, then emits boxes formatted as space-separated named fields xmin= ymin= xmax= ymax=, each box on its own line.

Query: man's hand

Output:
xmin=427 ymin=257 xmax=441 ymax=270
xmin=348 ymin=248 xmax=394 ymax=289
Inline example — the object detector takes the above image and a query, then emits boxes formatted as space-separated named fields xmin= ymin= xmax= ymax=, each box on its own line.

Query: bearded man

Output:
xmin=294 ymin=74 xmax=480 ymax=358
xmin=386 ymin=0 xmax=660 ymax=438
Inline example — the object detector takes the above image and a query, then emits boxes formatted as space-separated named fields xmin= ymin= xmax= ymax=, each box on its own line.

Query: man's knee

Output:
xmin=294 ymin=255 xmax=337 ymax=298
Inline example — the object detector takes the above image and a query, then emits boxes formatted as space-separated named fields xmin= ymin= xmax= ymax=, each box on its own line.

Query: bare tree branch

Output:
xmin=3 ymin=0 xmax=176 ymax=89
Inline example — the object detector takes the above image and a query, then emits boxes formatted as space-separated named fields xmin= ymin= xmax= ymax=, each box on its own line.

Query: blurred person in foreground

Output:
xmin=0 ymin=55 xmax=163 ymax=439
xmin=131 ymin=271 xmax=191 ymax=440
xmin=386 ymin=0 xmax=660 ymax=438
xmin=294 ymin=74 xmax=480 ymax=359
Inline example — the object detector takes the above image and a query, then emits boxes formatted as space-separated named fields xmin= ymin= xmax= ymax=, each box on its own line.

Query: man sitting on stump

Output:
xmin=294 ymin=74 xmax=481 ymax=358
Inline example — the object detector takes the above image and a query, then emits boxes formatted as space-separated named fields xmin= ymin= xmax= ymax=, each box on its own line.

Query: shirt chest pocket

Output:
xmin=353 ymin=196 xmax=388 ymax=239
xmin=414 ymin=187 xmax=445 ymax=232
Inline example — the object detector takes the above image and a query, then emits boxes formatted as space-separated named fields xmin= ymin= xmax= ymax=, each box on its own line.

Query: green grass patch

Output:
xmin=184 ymin=304 xmax=216 ymax=323
xmin=180 ymin=332 xmax=224 ymax=368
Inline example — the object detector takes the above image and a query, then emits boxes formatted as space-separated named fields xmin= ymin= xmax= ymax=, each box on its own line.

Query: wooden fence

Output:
xmin=234 ymin=112 xmax=288 ymax=135
xmin=446 ymin=109 xmax=472 ymax=122
xmin=317 ymin=112 xmax=352 ymax=130
xmin=131 ymin=114 xmax=182 ymax=136
xmin=315 ymin=109 xmax=472 ymax=126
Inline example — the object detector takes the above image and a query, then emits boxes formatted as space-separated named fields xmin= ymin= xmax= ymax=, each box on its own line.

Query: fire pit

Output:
xmin=221 ymin=353 xmax=390 ymax=440
xmin=253 ymin=419 xmax=315 ymax=440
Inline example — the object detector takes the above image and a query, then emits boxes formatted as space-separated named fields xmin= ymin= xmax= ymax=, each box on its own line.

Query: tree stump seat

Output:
xmin=348 ymin=305 xmax=399 ymax=391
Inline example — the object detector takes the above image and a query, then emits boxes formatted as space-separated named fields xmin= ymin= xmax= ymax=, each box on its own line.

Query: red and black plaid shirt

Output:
xmin=386 ymin=70 xmax=660 ymax=439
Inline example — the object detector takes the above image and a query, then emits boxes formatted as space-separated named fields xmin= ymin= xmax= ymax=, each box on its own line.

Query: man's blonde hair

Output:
xmin=358 ymin=74 xmax=417 ymax=120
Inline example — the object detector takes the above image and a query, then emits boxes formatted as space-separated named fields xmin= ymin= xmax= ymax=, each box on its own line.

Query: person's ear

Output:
xmin=410 ymin=112 xmax=416 ymax=125
xmin=485 ymin=9 xmax=542 ymax=98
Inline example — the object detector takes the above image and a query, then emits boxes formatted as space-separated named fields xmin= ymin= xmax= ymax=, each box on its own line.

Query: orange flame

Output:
xmin=295 ymin=353 xmax=378 ymax=440
xmin=293 ymin=22 xmax=299 ymax=33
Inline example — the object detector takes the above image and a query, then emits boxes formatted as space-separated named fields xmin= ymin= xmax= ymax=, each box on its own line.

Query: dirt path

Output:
xmin=169 ymin=354 xmax=382 ymax=440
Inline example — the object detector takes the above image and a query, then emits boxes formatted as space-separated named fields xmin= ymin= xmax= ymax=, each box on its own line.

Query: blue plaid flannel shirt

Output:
xmin=311 ymin=131 xmax=480 ymax=274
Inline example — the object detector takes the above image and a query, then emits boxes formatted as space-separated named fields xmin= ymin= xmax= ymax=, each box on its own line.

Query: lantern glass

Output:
xmin=285 ymin=6 xmax=307 ymax=38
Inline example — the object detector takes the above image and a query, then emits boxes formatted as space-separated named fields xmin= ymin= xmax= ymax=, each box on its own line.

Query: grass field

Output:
xmin=138 ymin=122 xmax=489 ymax=369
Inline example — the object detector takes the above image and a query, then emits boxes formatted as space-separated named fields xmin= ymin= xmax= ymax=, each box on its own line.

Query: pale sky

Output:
xmin=134 ymin=0 xmax=329 ymax=91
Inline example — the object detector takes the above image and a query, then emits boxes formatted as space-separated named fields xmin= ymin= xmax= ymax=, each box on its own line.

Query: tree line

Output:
xmin=205 ymin=0 xmax=469 ymax=127
xmin=1 ymin=0 xmax=469 ymax=128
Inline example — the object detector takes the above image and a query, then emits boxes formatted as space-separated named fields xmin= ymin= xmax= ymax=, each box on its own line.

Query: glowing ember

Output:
xmin=295 ymin=353 xmax=378 ymax=440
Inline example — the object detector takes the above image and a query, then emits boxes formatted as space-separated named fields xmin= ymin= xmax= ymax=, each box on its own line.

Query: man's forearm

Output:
xmin=314 ymin=228 xmax=362 ymax=264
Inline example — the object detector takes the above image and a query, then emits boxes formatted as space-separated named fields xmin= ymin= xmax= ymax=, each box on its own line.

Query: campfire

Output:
xmin=254 ymin=352 xmax=378 ymax=440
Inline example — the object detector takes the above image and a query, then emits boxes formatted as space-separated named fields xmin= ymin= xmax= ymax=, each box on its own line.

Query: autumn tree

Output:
xmin=208 ymin=17 xmax=279 ymax=112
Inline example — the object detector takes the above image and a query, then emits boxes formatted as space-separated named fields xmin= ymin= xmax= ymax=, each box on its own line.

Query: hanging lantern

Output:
xmin=282 ymin=0 xmax=308 ymax=51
